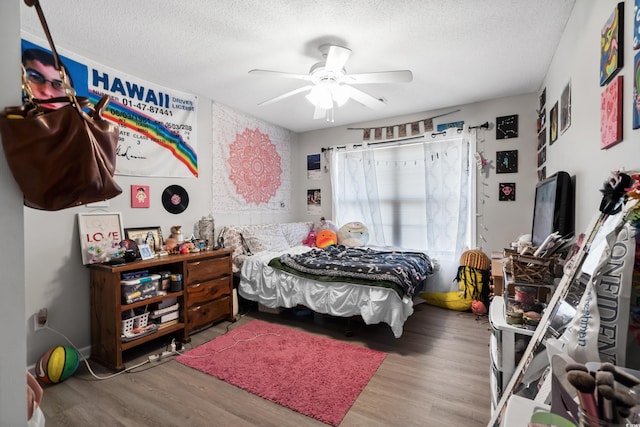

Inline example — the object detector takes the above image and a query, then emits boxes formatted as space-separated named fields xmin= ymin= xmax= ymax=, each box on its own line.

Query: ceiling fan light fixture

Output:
xmin=332 ymin=85 xmax=350 ymax=106
xmin=305 ymin=85 xmax=333 ymax=110
xmin=250 ymin=43 xmax=413 ymax=121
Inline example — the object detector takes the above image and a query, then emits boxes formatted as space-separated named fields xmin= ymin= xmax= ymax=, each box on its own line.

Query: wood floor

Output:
xmin=38 ymin=302 xmax=492 ymax=427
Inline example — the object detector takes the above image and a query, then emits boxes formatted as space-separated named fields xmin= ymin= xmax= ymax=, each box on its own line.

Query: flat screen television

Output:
xmin=531 ymin=171 xmax=575 ymax=247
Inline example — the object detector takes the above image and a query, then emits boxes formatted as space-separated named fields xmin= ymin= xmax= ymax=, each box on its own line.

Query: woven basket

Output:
xmin=507 ymin=254 xmax=554 ymax=284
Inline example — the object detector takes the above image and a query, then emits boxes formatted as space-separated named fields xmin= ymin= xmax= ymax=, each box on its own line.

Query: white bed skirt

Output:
xmin=238 ymin=247 xmax=414 ymax=338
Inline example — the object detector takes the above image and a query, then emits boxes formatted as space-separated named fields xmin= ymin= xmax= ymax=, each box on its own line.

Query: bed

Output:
xmin=220 ymin=222 xmax=436 ymax=337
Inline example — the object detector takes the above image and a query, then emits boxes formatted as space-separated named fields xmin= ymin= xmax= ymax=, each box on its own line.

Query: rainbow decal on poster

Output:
xmin=88 ymin=92 xmax=198 ymax=177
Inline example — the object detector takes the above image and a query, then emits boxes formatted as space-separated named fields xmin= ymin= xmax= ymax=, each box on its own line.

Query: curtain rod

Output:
xmin=321 ymin=135 xmax=425 ymax=152
xmin=322 ymin=127 xmax=467 ymax=152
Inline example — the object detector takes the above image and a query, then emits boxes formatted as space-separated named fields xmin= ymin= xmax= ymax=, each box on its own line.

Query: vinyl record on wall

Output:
xmin=162 ymin=185 xmax=189 ymax=214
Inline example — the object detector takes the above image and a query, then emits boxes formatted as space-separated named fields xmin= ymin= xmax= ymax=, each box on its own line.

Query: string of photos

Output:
xmin=469 ymin=121 xmax=495 ymax=249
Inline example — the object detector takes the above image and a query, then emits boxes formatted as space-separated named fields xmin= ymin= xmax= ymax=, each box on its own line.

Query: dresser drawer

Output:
xmin=186 ymin=296 xmax=231 ymax=332
xmin=186 ymin=256 xmax=230 ymax=284
xmin=186 ymin=277 xmax=231 ymax=306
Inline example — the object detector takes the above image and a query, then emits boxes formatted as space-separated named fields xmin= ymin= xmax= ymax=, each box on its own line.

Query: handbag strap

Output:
xmin=24 ymin=0 xmax=62 ymax=72
xmin=23 ymin=0 xmax=75 ymax=99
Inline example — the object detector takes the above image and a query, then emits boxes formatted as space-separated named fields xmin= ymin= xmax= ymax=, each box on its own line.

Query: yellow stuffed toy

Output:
xmin=420 ymin=249 xmax=491 ymax=312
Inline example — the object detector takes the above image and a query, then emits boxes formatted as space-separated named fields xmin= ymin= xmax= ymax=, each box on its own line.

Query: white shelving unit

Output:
xmin=489 ymin=295 xmax=534 ymax=412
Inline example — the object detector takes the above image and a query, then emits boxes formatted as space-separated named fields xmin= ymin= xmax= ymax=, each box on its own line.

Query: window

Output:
xmin=331 ymin=130 xmax=476 ymax=291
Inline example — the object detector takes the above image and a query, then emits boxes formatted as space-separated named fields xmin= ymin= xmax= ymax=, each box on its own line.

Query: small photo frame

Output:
xmin=537 ymin=128 xmax=547 ymax=150
xmin=550 ymin=102 xmax=559 ymax=144
xmin=538 ymin=166 xmax=547 ymax=182
xmin=538 ymin=146 xmax=547 ymax=167
xmin=138 ymin=244 xmax=154 ymax=260
xmin=560 ymin=80 xmax=571 ymax=134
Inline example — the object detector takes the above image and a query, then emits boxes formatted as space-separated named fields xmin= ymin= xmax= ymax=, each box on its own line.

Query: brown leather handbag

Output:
xmin=0 ymin=0 xmax=121 ymax=210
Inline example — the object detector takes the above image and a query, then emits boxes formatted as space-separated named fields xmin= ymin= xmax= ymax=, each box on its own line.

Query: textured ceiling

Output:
xmin=20 ymin=0 xmax=575 ymax=133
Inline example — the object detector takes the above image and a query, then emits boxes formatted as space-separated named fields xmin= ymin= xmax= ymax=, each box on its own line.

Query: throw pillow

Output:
xmin=243 ymin=226 xmax=291 ymax=253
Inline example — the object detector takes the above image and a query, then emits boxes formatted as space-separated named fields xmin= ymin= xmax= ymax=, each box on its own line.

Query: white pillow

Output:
xmin=243 ymin=226 xmax=290 ymax=253
xmin=280 ymin=222 xmax=313 ymax=247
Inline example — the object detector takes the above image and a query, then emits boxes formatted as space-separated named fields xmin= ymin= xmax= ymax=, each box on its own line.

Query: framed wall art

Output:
xmin=537 ymin=107 xmax=546 ymax=133
xmin=601 ymin=75 xmax=624 ymax=149
xmin=560 ymin=80 xmax=571 ymax=134
xmin=537 ymin=128 xmax=546 ymax=150
xmin=550 ymin=101 xmax=559 ymax=144
xmin=538 ymin=146 xmax=547 ymax=167
xmin=537 ymin=166 xmax=547 ymax=182
xmin=307 ymin=154 xmax=321 ymax=180
xmin=131 ymin=185 xmax=150 ymax=208
xmin=634 ymin=51 xmax=640 ymax=129
xmin=635 ymin=0 xmax=640 ymax=50
xmin=77 ymin=212 xmax=124 ymax=265
xmin=499 ymin=183 xmax=516 ymax=201
xmin=496 ymin=150 xmax=518 ymax=174
xmin=600 ymin=2 xmax=624 ymax=86
xmin=124 ymin=226 xmax=163 ymax=252
xmin=495 ymin=114 xmax=518 ymax=139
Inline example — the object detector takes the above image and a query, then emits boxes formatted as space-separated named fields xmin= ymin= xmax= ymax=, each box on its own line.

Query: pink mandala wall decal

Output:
xmin=228 ymin=127 xmax=282 ymax=204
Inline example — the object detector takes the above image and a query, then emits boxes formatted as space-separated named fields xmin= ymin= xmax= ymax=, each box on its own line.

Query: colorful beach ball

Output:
xmin=36 ymin=345 xmax=80 ymax=384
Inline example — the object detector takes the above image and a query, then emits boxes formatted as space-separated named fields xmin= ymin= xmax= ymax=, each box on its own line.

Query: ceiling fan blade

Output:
xmin=324 ymin=45 xmax=352 ymax=74
xmin=341 ymin=85 xmax=386 ymax=110
xmin=345 ymin=70 xmax=413 ymax=84
xmin=249 ymin=69 xmax=313 ymax=81
xmin=257 ymin=85 xmax=314 ymax=106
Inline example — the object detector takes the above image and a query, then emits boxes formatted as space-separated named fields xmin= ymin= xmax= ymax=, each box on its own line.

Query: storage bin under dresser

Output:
xmin=185 ymin=250 xmax=233 ymax=333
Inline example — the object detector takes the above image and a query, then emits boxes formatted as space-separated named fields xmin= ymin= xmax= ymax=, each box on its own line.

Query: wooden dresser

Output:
xmin=184 ymin=250 xmax=233 ymax=333
xmin=88 ymin=249 xmax=233 ymax=370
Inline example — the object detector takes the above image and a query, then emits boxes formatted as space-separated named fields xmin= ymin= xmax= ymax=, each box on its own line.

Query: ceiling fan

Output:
xmin=249 ymin=44 xmax=413 ymax=122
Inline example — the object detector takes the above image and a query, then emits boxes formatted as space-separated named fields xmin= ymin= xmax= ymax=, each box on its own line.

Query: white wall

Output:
xmin=0 ymin=2 xmax=27 ymax=425
xmin=542 ymin=0 xmax=638 ymax=234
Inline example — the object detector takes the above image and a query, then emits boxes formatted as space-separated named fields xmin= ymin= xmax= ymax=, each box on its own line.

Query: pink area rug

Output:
xmin=176 ymin=319 xmax=386 ymax=426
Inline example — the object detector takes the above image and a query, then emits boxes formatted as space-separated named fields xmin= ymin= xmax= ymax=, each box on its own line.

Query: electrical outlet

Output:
xmin=34 ymin=308 xmax=47 ymax=331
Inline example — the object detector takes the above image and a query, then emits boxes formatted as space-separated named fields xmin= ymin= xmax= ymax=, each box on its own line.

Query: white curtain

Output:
xmin=331 ymin=128 xmax=476 ymax=292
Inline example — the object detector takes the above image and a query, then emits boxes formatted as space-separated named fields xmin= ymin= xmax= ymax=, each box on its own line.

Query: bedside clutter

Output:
xmin=489 ymin=172 xmax=640 ymax=427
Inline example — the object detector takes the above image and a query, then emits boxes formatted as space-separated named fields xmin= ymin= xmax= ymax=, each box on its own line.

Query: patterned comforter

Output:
xmin=269 ymin=245 xmax=434 ymax=299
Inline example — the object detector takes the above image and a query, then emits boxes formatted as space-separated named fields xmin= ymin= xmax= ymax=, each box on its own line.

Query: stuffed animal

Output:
xmin=314 ymin=217 xmax=339 ymax=234
xmin=316 ymin=229 xmax=338 ymax=249
xmin=337 ymin=221 xmax=369 ymax=247
xmin=303 ymin=230 xmax=317 ymax=247
xmin=420 ymin=249 xmax=491 ymax=312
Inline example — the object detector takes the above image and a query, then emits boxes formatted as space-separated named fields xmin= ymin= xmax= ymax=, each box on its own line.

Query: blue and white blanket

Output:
xmin=271 ymin=245 xmax=434 ymax=299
